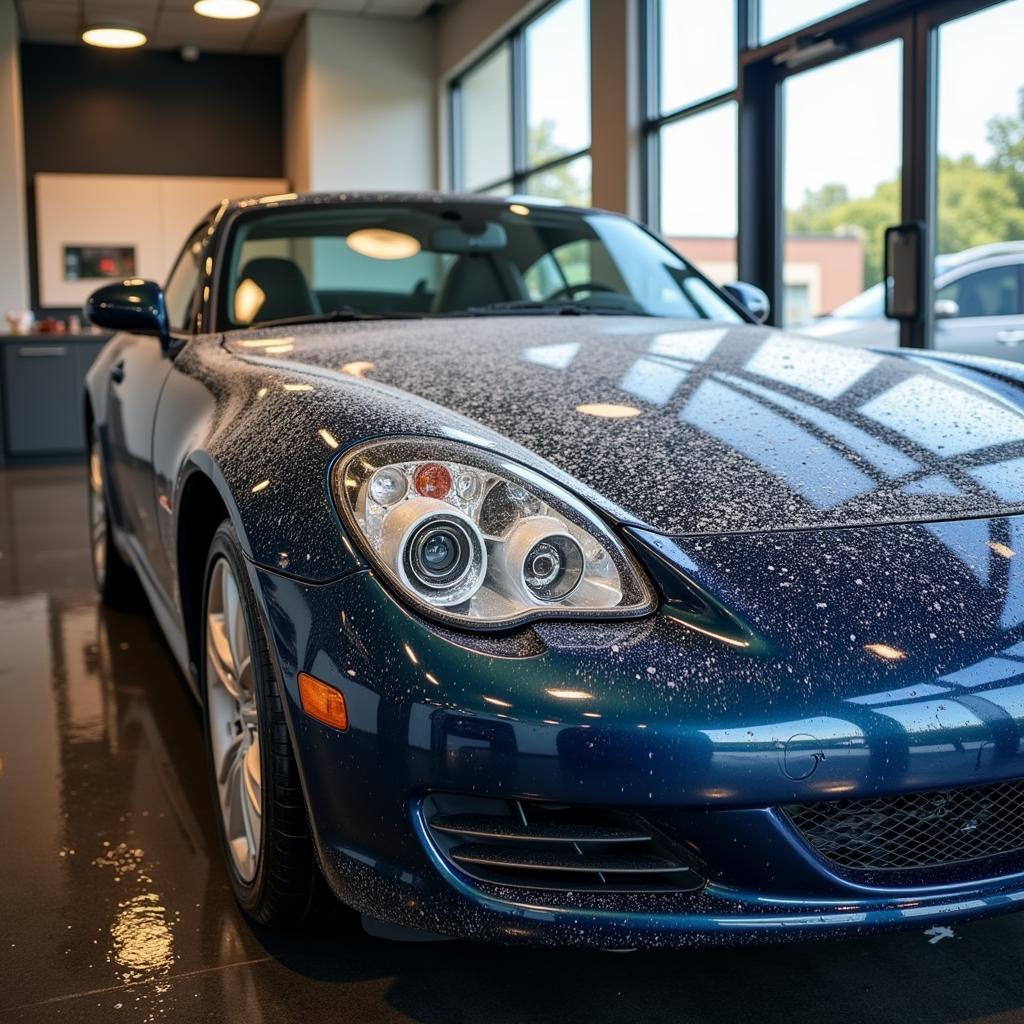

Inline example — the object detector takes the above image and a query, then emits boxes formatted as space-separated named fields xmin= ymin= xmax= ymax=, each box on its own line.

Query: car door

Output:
xmin=105 ymin=226 xmax=206 ymax=587
xmin=933 ymin=258 xmax=1024 ymax=360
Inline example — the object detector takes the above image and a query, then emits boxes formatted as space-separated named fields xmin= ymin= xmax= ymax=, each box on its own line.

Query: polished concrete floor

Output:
xmin=4 ymin=465 xmax=1024 ymax=1024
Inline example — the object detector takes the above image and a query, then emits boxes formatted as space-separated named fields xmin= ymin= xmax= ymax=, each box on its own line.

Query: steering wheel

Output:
xmin=548 ymin=282 xmax=619 ymax=301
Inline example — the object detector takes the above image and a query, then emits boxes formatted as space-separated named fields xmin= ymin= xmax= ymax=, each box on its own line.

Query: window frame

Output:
xmin=640 ymin=0 xmax=749 ymax=232
xmin=448 ymin=0 xmax=592 ymax=201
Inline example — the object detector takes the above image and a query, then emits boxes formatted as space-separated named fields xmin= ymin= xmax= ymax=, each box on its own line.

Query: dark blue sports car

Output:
xmin=83 ymin=192 xmax=1024 ymax=947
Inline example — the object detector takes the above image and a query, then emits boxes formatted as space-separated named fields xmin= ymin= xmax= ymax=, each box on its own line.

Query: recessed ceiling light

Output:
xmin=82 ymin=25 xmax=147 ymax=48
xmin=575 ymin=402 xmax=642 ymax=419
xmin=193 ymin=0 xmax=261 ymax=19
xmin=347 ymin=228 xmax=421 ymax=261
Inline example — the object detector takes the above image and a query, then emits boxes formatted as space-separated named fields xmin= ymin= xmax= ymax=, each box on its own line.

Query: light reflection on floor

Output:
xmin=2 ymin=465 xmax=1024 ymax=1024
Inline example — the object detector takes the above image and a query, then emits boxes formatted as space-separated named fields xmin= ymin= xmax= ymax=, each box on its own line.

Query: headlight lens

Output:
xmin=333 ymin=437 xmax=655 ymax=629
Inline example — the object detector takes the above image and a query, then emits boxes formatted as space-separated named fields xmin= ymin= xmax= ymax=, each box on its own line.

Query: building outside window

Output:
xmin=450 ymin=0 xmax=591 ymax=205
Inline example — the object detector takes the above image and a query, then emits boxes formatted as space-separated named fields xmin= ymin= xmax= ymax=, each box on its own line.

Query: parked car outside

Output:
xmin=798 ymin=241 xmax=1024 ymax=359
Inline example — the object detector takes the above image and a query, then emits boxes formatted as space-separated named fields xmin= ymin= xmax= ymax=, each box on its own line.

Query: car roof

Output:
xmin=215 ymin=189 xmax=602 ymax=218
xmin=936 ymin=240 xmax=1024 ymax=272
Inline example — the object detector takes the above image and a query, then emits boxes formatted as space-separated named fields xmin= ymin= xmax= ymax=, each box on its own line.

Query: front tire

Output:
xmin=201 ymin=520 xmax=335 ymax=926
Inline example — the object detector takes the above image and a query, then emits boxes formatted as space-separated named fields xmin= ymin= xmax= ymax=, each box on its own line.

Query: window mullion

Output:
xmin=449 ymin=84 xmax=463 ymax=192
xmin=511 ymin=28 xmax=528 ymax=180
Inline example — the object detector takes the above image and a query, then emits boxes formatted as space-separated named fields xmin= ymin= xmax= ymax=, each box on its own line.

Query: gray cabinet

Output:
xmin=1 ymin=336 xmax=107 ymax=459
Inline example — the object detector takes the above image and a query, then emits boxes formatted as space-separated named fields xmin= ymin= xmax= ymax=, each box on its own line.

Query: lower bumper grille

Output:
xmin=782 ymin=778 xmax=1024 ymax=872
xmin=423 ymin=795 xmax=705 ymax=894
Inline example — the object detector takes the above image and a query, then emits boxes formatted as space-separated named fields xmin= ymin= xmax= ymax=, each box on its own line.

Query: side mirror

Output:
xmin=85 ymin=279 xmax=170 ymax=346
xmin=724 ymin=281 xmax=770 ymax=324
xmin=934 ymin=298 xmax=960 ymax=320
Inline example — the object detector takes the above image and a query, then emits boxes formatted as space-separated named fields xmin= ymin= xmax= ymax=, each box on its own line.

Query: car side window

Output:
xmin=164 ymin=228 xmax=207 ymax=333
xmin=524 ymin=252 xmax=565 ymax=299
xmin=937 ymin=265 xmax=1022 ymax=318
xmin=524 ymin=241 xmax=627 ymax=300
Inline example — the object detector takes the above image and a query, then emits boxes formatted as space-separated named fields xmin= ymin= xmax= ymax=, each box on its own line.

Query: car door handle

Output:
xmin=110 ymin=360 xmax=126 ymax=383
xmin=996 ymin=330 xmax=1024 ymax=345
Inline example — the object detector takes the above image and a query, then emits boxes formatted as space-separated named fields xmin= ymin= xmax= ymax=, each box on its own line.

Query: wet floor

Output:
xmin=3 ymin=464 xmax=1024 ymax=1024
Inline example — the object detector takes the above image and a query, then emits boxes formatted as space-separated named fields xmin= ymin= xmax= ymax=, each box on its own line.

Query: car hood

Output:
xmin=224 ymin=316 xmax=1024 ymax=536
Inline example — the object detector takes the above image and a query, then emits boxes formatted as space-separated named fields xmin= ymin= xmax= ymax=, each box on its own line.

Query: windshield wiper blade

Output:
xmin=254 ymin=307 xmax=382 ymax=329
xmin=458 ymin=300 xmax=648 ymax=317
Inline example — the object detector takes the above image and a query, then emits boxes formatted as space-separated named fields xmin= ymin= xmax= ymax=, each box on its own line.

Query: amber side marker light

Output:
xmin=298 ymin=672 xmax=349 ymax=730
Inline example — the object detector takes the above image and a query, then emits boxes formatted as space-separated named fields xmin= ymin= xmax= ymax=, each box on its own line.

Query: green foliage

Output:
xmin=789 ymin=86 xmax=1024 ymax=287
xmin=988 ymin=86 xmax=1024 ymax=207
xmin=788 ymin=179 xmax=898 ymax=287
xmin=525 ymin=120 xmax=590 ymax=206
xmin=936 ymin=154 xmax=1024 ymax=254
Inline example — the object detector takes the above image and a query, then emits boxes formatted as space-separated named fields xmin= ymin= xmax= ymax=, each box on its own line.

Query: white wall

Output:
xmin=35 ymin=173 xmax=287 ymax=307
xmin=0 ymin=0 xmax=28 ymax=314
xmin=436 ymin=0 xmax=541 ymax=79
xmin=286 ymin=12 xmax=436 ymax=193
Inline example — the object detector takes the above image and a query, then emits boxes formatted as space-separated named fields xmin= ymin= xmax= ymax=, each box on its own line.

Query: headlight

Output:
xmin=332 ymin=437 xmax=655 ymax=629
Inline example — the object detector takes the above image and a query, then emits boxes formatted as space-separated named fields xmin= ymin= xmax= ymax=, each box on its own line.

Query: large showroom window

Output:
xmin=931 ymin=0 xmax=1024 ymax=357
xmin=643 ymin=0 xmax=739 ymax=284
xmin=781 ymin=40 xmax=904 ymax=325
xmin=449 ymin=0 xmax=592 ymax=204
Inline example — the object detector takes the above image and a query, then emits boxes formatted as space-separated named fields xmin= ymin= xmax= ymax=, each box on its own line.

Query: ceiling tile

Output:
xmin=17 ymin=0 xmax=77 ymax=10
xmin=18 ymin=0 xmax=445 ymax=50
xmin=270 ymin=0 xmax=366 ymax=10
xmin=364 ymin=0 xmax=433 ymax=12
xmin=150 ymin=9 xmax=258 ymax=50
xmin=244 ymin=8 xmax=302 ymax=52
xmin=83 ymin=0 xmax=161 ymax=19
xmin=20 ymin=8 xmax=79 ymax=43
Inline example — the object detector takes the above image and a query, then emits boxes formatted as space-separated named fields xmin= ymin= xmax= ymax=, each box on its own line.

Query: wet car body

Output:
xmin=85 ymin=193 xmax=1024 ymax=946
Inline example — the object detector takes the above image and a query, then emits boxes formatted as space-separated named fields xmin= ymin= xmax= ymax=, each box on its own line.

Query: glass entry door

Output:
xmin=780 ymin=35 xmax=905 ymax=330
xmin=930 ymin=0 xmax=1024 ymax=358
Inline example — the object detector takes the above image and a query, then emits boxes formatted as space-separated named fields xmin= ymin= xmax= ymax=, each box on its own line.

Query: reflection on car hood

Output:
xmin=223 ymin=316 xmax=1024 ymax=535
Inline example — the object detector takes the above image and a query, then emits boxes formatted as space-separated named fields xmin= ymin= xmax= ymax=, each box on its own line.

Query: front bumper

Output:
xmin=250 ymin=564 xmax=1024 ymax=946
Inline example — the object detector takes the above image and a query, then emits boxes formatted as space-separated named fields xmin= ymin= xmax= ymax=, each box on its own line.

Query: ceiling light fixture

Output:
xmin=193 ymin=0 xmax=262 ymax=19
xmin=82 ymin=24 xmax=147 ymax=48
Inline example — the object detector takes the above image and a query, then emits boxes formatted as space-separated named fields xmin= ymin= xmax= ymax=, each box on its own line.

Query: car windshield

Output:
xmin=220 ymin=200 xmax=743 ymax=328
xmin=828 ymin=282 xmax=885 ymax=320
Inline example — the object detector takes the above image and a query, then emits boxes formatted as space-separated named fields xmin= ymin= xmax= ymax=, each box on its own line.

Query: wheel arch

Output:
xmin=176 ymin=464 xmax=235 ymax=685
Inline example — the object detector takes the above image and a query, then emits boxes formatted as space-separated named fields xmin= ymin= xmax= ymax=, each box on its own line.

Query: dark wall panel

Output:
xmin=21 ymin=44 xmax=283 ymax=179
xmin=20 ymin=43 xmax=283 ymax=311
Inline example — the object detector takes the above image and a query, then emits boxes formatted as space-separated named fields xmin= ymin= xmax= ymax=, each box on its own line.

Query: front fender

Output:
xmin=158 ymin=340 xmax=367 ymax=586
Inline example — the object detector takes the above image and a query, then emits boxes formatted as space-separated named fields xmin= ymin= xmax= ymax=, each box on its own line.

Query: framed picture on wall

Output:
xmin=63 ymin=245 xmax=137 ymax=282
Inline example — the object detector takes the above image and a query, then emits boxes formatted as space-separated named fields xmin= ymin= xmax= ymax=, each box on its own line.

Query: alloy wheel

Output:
xmin=88 ymin=438 xmax=107 ymax=587
xmin=206 ymin=557 xmax=262 ymax=883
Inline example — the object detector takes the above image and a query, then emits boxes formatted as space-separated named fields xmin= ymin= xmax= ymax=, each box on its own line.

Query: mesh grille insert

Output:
xmin=782 ymin=778 xmax=1024 ymax=872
